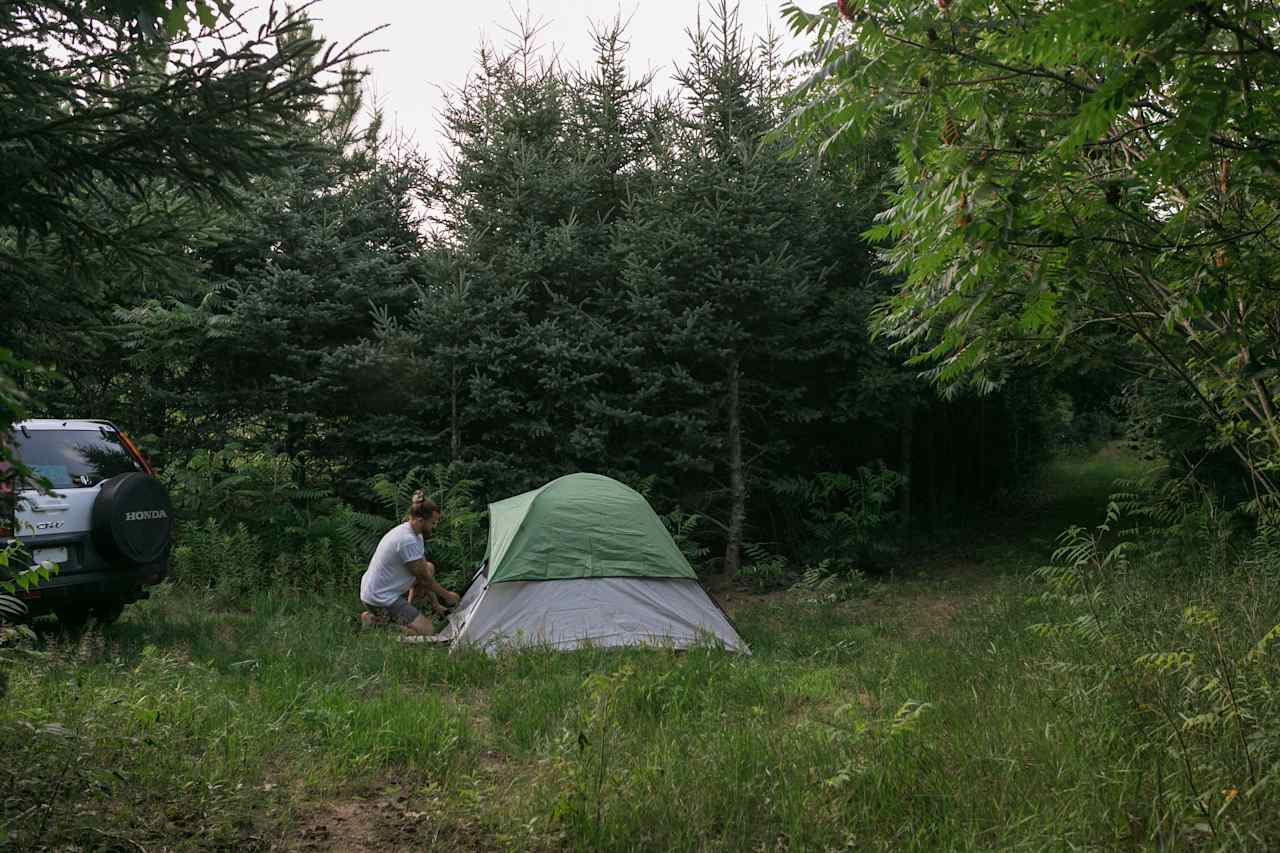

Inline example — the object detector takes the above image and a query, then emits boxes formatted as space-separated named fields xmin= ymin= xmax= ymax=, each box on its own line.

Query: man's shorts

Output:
xmin=362 ymin=597 xmax=420 ymax=626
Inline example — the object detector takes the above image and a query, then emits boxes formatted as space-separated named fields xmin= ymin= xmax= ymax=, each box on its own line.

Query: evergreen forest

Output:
xmin=3 ymin=1 xmax=1280 ymax=849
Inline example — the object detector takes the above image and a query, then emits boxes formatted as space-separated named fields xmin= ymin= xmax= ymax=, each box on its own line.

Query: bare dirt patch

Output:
xmin=713 ymin=588 xmax=793 ymax=614
xmin=896 ymin=593 xmax=967 ymax=637
xmin=714 ymin=571 xmax=982 ymax=636
xmin=288 ymin=799 xmax=383 ymax=852
xmin=279 ymin=785 xmax=497 ymax=853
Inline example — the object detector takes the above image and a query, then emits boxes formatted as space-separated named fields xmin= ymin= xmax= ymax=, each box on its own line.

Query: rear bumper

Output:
xmin=7 ymin=555 xmax=167 ymax=617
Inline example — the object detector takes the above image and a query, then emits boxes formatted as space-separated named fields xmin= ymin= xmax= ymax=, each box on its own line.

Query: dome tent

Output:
xmin=437 ymin=473 xmax=747 ymax=654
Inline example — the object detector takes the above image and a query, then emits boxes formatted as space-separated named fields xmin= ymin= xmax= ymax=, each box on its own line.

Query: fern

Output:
xmin=367 ymin=464 xmax=486 ymax=588
xmin=740 ymin=544 xmax=790 ymax=592
xmin=347 ymin=510 xmax=396 ymax=555
xmin=662 ymin=508 xmax=708 ymax=567
xmin=792 ymin=561 xmax=840 ymax=595
xmin=1110 ymin=469 xmax=1246 ymax=572
xmin=772 ymin=465 xmax=904 ymax=571
xmin=790 ymin=560 xmax=869 ymax=603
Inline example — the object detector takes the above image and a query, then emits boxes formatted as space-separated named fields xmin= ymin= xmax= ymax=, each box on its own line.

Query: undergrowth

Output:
xmin=2 ymin=449 xmax=1279 ymax=850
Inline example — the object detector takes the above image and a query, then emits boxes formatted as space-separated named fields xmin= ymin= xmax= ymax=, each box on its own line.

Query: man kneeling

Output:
xmin=360 ymin=493 xmax=460 ymax=636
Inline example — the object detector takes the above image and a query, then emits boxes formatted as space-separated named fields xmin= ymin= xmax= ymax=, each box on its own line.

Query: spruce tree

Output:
xmin=409 ymin=18 xmax=663 ymax=498
xmin=612 ymin=1 xmax=827 ymax=575
xmin=118 ymin=71 xmax=428 ymax=489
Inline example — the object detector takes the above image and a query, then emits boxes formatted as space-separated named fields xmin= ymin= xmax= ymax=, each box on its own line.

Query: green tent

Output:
xmin=486 ymin=473 xmax=697 ymax=583
xmin=439 ymin=473 xmax=747 ymax=654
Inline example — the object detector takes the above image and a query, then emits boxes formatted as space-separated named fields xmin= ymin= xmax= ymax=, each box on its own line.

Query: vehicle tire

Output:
xmin=91 ymin=473 xmax=174 ymax=565
xmin=91 ymin=599 xmax=125 ymax=625
xmin=55 ymin=607 xmax=91 ymax=633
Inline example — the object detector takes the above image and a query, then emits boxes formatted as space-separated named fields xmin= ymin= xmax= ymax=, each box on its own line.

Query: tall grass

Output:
xmin=1 ymin=449 xmax=1278 ymax=850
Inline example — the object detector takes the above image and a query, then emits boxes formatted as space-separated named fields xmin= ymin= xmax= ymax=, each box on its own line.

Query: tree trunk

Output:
xmin=723 ymin=355 xmax=745 ymax=578
xmin=899 ymin=405 xmax=913 ymax=532
xmin=450 ymin=364 xmax=461 ymax=463
xmin=286 ymin=417 xmax=306 ymax=490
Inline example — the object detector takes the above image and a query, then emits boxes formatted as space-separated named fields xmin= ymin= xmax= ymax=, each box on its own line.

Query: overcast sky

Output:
xmin=245 ymin=1 xmax=806 ymax=164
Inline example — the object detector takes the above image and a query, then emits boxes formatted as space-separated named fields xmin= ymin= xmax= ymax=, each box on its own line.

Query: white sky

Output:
xmin=240 ymin=1 xmax=806 ymax=165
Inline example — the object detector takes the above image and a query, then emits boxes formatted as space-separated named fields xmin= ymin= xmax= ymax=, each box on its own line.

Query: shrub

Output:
xmin=170 ymin=519 xmax=264 ymax=597
xmin=740 ymin=543 xmax=790 ymax=593
xmin=1032 ymin=500 xmax=1280 ymax=844
xmin=774 ymin=465 xmax=903 ymax=572
xmin=165 ymin=451 xmax=489 ymax=595
xmin=789 ymin=560 xmax=871 ymax=604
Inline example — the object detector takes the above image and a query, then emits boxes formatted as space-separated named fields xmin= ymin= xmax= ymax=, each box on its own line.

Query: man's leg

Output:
xmin=360 ymin=605 xmax=390 ymax=628
xmin=403 ymin=613 xmax=436 ymax=636
xmin=386 ymin=597 xmax=435 ymax=636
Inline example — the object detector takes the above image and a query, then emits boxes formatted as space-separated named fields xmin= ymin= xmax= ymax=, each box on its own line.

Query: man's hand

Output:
xmin=407 ymin=558 xmax=458 ymax=609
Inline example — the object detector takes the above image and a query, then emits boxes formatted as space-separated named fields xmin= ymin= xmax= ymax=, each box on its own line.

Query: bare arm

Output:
xmin=406 ymin=558 xmax=458 ymax=606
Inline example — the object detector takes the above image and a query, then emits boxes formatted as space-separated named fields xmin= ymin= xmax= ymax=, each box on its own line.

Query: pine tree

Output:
xmin=612 ymin=1 xmax=827 ymax=575
xmin=118 ymin=70 xmax=428 ymax=488
xmin=406 ymin=17 xmax=665 ymax=498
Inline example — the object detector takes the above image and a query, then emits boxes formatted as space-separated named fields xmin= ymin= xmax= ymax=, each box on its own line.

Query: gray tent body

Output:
xmin=437 ymin=473 xmax=747 ymax=654
xmin=439 ymin=574 xmax=747 ymax=653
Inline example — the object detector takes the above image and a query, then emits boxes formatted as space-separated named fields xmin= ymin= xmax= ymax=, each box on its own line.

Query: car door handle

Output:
xmin=31 ymin=503 xmax=69 ymax=512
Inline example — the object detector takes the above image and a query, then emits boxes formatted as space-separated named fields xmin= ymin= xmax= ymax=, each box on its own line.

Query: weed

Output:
xmin=3 ymin=447 xmax=1279 ymax=850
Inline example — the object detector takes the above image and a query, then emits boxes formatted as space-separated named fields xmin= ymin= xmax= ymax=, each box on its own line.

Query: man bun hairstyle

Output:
xmin=406 ymin=489 xmax=439 ymax=522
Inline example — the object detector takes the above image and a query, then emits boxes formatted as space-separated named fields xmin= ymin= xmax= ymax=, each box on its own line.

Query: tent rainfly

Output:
xmin=436 ymin=473 xmax=748 ymax=654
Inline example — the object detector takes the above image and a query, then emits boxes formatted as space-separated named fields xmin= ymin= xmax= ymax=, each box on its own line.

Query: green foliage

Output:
xmin=0 ymin=539 xmax=56 ymax=716
xmin=12 ymin=437 xmax=1280 ymax=850
xmin=166 ymin=446 xmax=315 ymax=522
xmin=1112 ymin=470 xmax=1250 ymax=571
xmin=740 ymin=543 xmax=791 ymax=592
xmin=270 ymin=535 xmax=361 ymax=595
xmin=776 ymin=465 xmax=903 ymax=569
xmin=169 ymin=458 xmax=488 ymax=599
xmin=114 ymin=102 xmax=429 ymax=483
xmin=2 ymin=3 xmax=362 ymax=413
xmin=166 ymin=446 xmax=368 ymax=594
xmin=87 ymin=0 xmax=234 ymax=36
xmin=370 ymin=465 xmax=487 ymax=589
xmin=790 ymin=560 xmax=870 ymax=604
xmin=0 ymin=349 xmax=54 ymax=510
xmin=0 ymin=539 xmax=59 ymax=635
xmin=0 ymin=542 xmax=58 ymax=601
xmin=823 ymin=698 xmax=935 ymax=790
xmin=629 ymin=476 xmax=710 ymax=569
xmin=661 ymin=507 xmax=710 ymax=569
xmin=171 ymin=519 xmax=264 ymax=597
xmin=1033 ymin=504 xmax=1280 ymax=843
xmin=171 ymin=514 xmax=355 ymax=599
xmin=782 ymin=0 xmax=1280 ymax=502
xmin=6 ymin=0 xmax=1073 ymax=597
xmin=551 ymin=665 xmax=635 ymax=845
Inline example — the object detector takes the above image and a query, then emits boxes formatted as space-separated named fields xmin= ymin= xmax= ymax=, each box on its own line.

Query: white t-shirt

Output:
xmin=360 ymin=522 xmax=425 ymax=606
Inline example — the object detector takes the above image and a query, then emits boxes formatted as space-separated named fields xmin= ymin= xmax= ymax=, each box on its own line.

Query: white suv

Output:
xmin=3 ymin=419 xmax=173 ymax=627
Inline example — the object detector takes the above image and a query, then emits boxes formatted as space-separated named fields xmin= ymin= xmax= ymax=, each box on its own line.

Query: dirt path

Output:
xmin=280 ymin=785 xmax=495 ymax=853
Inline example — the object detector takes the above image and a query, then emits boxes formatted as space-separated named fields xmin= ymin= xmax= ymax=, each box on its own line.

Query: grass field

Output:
xmin=4 ymin=447 xmax=1279 ymax=851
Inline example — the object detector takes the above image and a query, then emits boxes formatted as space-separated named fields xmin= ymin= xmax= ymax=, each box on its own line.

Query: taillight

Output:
xmin=118 ymin=431 xmax=154 ymax=476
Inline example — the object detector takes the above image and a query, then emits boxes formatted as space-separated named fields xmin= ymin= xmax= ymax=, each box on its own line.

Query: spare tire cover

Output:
xmin=91 ymin=473 xmax=174 ymax=564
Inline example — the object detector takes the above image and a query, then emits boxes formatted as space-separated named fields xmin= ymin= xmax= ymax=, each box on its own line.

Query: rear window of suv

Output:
xmin=10 ymin=427 xmax=144 ymax=488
